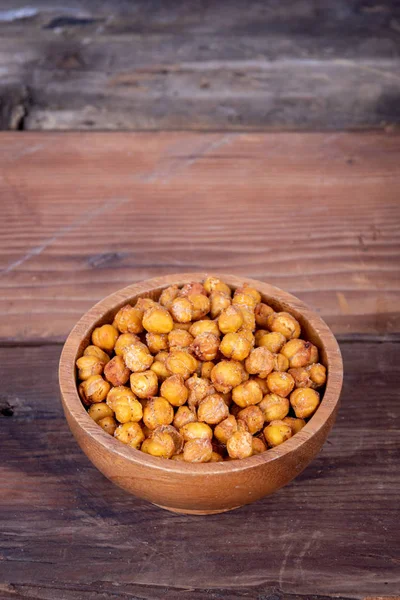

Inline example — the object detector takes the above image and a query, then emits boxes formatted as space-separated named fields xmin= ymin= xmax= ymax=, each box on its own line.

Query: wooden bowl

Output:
xmin=59 ymin=274 xmax=343 ymax=515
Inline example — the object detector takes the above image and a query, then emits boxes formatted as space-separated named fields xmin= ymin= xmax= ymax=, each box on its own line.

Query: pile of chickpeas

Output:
xmin=77 ymin=277 xmax=327 ymax=463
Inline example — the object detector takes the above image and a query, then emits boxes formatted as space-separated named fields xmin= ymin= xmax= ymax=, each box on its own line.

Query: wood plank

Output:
xmin=0 ymin=342 xmax=399 ymax=598
xmin=0 ymin=131 xmax=399 ymax=342
xmin=0 ymin=0 xmax=400 ymax=130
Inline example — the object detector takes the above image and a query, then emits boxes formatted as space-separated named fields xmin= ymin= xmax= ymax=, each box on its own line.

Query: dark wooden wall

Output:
xmin=1 ymin=0 xmax=400 ymax=130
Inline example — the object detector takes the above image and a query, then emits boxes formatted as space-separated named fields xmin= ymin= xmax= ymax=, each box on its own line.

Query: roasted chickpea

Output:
xmin=159 ymin=285 xmax=179 ymax=308
xmin=123 ymin=342 xmax=153 ymax=372
xmin=266 ymin=312 xmax=301 ymax=340
xmin=237 ymin=405 xmax=264 ymax=434
xmin=238 ymin=307 xmax=256 ymax=331
xmin=264 ymin=420 xmax=292 ymax=447
xmin=283 ymin=416 xmax=306 ymax=434
xmin=189 ymin=319 xmax=220 ymax=338
xmin=79 ymin=375 xmax=110 ymax=406
xmin=169 ymin=297 xmax=192 ymax=323
xmin=255 ymin=331 xmax=286 ymax=353
xmin=114 ymin=304 xmax=143 ymax=334
xmin=220 ymin=332 xmax=252 ymax=361
xmin=201 ymin=361 xmax=215 ymax=380
xmin=218 ymin=305 xmax=243 ymax=334
xmin=252 ymin=436 xmax=267 ymax=454
xmin=173 ymin=406 xmax=197 ymax=430
xmin=266 ymin=371 xmax=295 ymax=397
xmin=258 ymin=393 xmax=289 ymax=422
xmin=172 ymin=322 xmax=192 ymax=331
xmin=237 ymin=418 xmax=250 ymax=432
xmin=189 ymin=294 xmax=211 ymax=320
xmin=210 ymin=291 xmax=231 ymax=319
xmin=232 ymin=379 xmax=263 ymax=408
xmin=76 ymin=355 xmax=105 ymax=380
xmin=135 ymin=297 xmax=157 ymax=314
xmin=203 ymin=276 xmax=231 ymax=296
xmin=180 ymin=422 xmax=213 ymax=441
xmin=88 ymin=402 xmax=114 ymax=423
xmin=106 ymin=385 xmax=135 ymax=409
xmin=98 ymin=416 xmax=117 ymax=435
xmin=152 ymin=425 xmax=184 ymax=454
xmin=141 ymin=432 xmax=176 ymax=459
xmin=112 ymin=392 xmax=143 ymax=424
xmin=143 ymin=305 xmax=174 ymax=334
xmin=104 ymin=355 xmax=130 ymax=387
xmin=183 ymin=438 xmax=213 ymax=463
xmin=232 ymin=291 xmax=258 ymax=310
xmin=146 ymin=332 xmax=168 ymax=354
xmin=214 ymin=414 xmax=238 ymax=444
xmin=179 ymin=282 xmax=207 ymax=297
xmin=236 ymin=284 xmax=261 ymax=305
xmin=143 ymin=397 xmax=174 ymax=430
xmin=150 ymin=358 xmax=171 ymax=381
xmin=290 ymin=388 xmax=320 ymax=419
xmin=165 ymin=350 xmax=198 ymax=380
xmin=252 ymin=376 xmax=269 ymax=395
xmin=114 ymin=422 xmax=145 ymax=448
xmin=114 ymin=333 xmax=140 ymax=357
xmin=186 ymin=375 xmax=214 ymax=405
xmin=211 ymin=360 xmax=243 ymax=393
xmin=210 ymin=451 xmax=224 ymax=462
xmin=197 ymin=394 xmax=229 ymax=425
xmin=255 ymin=303 xmax=275 ymax=328
xmin=191 ymin=333 xmax=220 ymax=361
xmin=245 ymin=347 xmax=274 ymax=378
xmin=274 ymin=353 xmax=290 ymax=372
xmin=171 ymin=453 xmax=186 ymax=461
xmin=288 ymin=367 xmax=312 ymax=388
xmin=307 ymin=363 xmax=327 ymax=388
xmin=92 ymin=324 xmax=119 ymax=352
xmin=168 ymin=329 xmax=194 ymax=349
xmin=129 ymin=370 xmax=158 ymax=398
xmin=160 ymin=374 xmax=189 ymax=407
xmin=227 ymin=431 xmax=253 ymax=459
xmin=83 ymin=345 xmax=110 ymax=364
xmin=281 ymin=339 xmax=319 ymax=368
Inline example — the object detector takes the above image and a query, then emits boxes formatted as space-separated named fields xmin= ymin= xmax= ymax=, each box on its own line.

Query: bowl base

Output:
xmin=153 ymin=503 xmax=242 ymax=515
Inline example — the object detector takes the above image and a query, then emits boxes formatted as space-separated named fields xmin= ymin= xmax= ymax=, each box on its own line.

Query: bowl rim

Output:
xmin=59 ymin=273 xmax=343 ymax=475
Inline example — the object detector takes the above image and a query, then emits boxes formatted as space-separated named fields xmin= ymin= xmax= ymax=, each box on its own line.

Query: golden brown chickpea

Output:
xmin=255 ymin=302 xmax=275 ymax=328
xmin=237 ymin=405 xmax=264 ymax=434
xmin=232 ymin=379 xmax=263 ymax=408
xmin=104 ymin=356 xmax=130 ymax=387
xmin=189 ymin=294 xmax=211 ymax=320
xmin=180 ymin=422 xmax=213 ymax=441
xmin=227 ymin=431 xmax=253 ymax=459
xmin=266 ymin=312 xmax=301 ymax=340
xmin=251 ymin=376 xmax=269 ymax=395
xmin=232 ymin=291 xmax=258 ymax=310
xmin=238 ymin=307 xmax=256 ymax=331
xmin=172 ymin=322 xmax=192 ymax=331
xmin=114 ymin=333 xmax=141 ymax=357
xmin=290 ymin=388 xmax=320 ymax=419
xmin=130 ymin=370 xmax=158 ymax=398
xmin=274 ymin=353 xmax=290 ymax=372
xmin=135 ymin=297 xmax=157 ymax=314
xmin=211 ymin=360 xmax=243 ymax=393
xmin=186 ymin=375 xmax=214 ymax=405
xmin=165 ymin=350 xmax=198 ymax=380
xmin=183 ymin=438 xmax=213 ymax=463
xmin=256 ymin=331 xmax=286 ymax=353
xmin=209 ymin=451 xmax=224 ymax=462
xmin=191 ymin=333 xmax=220 ymax=361
xmin=266 ymin=371 xmax=295 ymax=397
xmin=160 ymin=374 xmax=189 ymax=407
xmin=281 ymin=339 xmax=319 ymax=368
xmin=189 ymin=319 xmax=219 ymax=338
xmin=142 ymin=305 xmax=174 ymax=334
xmin=79 ymin=375 xmax=110 ymax=406
xmin=150 ymin=358 xmax=171 ymax=381
xmin=179 ymin=282 xmax=207 ymax=297
xmin=171 ymin=453 xmax=186 ymax=462
xmin=214 ymin=414 xmax=238 ymax=444
xmin=123 ymin=342 xmax=153 ymax=372
xmin=98 ymin=416 xmax=117 ymax=435
xmin=220 ymin=332 xmax=252 ymax=361
xmin=169 ymin=297 xmax=193 ymax=323
xmin=143 ymin=397 xmax=174 ymax=430
xmin=88 ymin=402 xmax=114 ymax=423
xmin=114 ymin=305 xmax=143 ymax=334
xmin=203 ymin=276 xmax=231 ymax=297
xmin=237 ymin=418 xmax=250 ymax=433
xmin=282 ymin=416 xmax=306 ymax=434
xmin=210 ymin=291 xmax=231 ymax=319
xmin=264 ymin=420 xmax=292 ymax=447
xmin=152 ymin=425 xmax=184 ymax=454
xmin=235 ymin=284 xmax=262 ymax=305
xmin=288 ymin=367 xmax=312 ymax=388
xmin=218 ymin=305 xmax=244 ymax=334
xmin=307 ymin=363 xmax=327 ymax=388
xmin=197 ymin=394 xmax=229 ymax=425
xmin=201 ymin=361 xmax=215 ymax=380
xmin=159 ymin=285 xmax=179 ymax=308
xmin=258 ymin=393 xmax=289 ymax=422
xmin=112 ymin=392 xmax=143 ymax=424
xmin=92 ymin=324 xmax=119 ymax=352
xmin=141 ymin=432 xmax=176 ymax=459
xmin=114 ymin=422 xmax=145 ymax=448
xmin=173 ymin=406 xmax=197 ymax=430
xmin=245 ymin=347 xmax=274 ymax=378
xmin=252 ymin=436 xmax=267 ymax=454
xmin=76 ymin=355 xmax=105 ymax=380
xmin=238 ymin=328 xmax=255 ymax=345
xmin=154 ymin=350 xmax=169 ymax=363
xmin=168 ymin=329 xmax=194 ymax=349
xmin=83 ymin=345 xmax=110 ymax=364
xmin=106 ymin=385 xmax=135 ymax=409
xmin=146 ymin=332 xmax=168 ymax=354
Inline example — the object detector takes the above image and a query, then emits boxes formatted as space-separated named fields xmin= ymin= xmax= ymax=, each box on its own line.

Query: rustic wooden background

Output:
xmin=1 ymin=0 xmax=400 ymax=131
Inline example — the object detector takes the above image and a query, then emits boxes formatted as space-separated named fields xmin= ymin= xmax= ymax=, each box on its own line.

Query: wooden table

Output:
xmin=1 ymin=131 xmax=399 ymax=599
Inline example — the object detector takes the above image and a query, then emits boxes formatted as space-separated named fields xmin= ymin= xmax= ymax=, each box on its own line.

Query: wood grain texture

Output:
xmin=0 ymin=0 xmax=400 ymax=130
xmin=1 ymin=131 xmax=399 ymax=342
xmin=1 ymin=342 xmax=399 ymax=598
